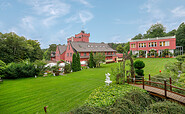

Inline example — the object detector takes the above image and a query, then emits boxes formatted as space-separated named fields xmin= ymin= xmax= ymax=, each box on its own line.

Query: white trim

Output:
xmin=130 ymin=36 xmax=175 ymax=42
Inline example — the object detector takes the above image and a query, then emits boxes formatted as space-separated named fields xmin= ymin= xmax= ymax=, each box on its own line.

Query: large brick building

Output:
xmin=51 ymin=31 xmax=117 ymax=65
xmin=129 ymin=36 xmax=177 ymax=58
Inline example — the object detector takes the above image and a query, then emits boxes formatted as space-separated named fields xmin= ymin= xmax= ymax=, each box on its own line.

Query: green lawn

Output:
xmin=0 ymin=58 xmax=176 ymax=113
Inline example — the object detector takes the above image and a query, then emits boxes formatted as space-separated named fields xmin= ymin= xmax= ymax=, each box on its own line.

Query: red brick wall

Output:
xmin=130 ymin=38 xmax=176 ymax=51
xmin=65 ymin=43 xmax=74 ymax=63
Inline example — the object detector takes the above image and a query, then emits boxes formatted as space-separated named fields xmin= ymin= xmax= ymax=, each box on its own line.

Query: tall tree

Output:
xmin=0 ymin=32 xmax=43 ymax=63
xmin=89 ymin=52 xmax=94 ymax=68
xmin=132 ymin=33 xmax=143 ymax=40
xmin=176 ymin=22 xmax=185 ymax=52
xmin=76 ymin=52 xmax=81 ymax=71
xmin=72 ymin=53 xmax=77 ymax=72
xmin=123 ymin=42 xmax=130 ymax=53
xmin=93 ymin=53 xmax=105 ymax=67
xmin=116 ymin=45 xmax=124 ymax=53
xmin=165 ymin=29 xmax=176 ymax=36
xmin=145 ymin=23 xmax=166 ymax=38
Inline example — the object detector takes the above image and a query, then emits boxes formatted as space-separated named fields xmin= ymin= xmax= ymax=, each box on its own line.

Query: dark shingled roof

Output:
xmin=71 ymin=42 xmax=116 ymax=52
xmin=58 ymin=45 xmax=67 ymax=54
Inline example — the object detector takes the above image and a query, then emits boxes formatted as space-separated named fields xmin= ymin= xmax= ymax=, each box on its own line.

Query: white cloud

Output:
xmin=171 ymin=6 xmax=185 ymax=17
xmin=24 ymin=0 xmax=71 ymax=17
xmin=140 ymin=0 xmax=165 ymax=20
xmin=0 ymin=1 xmax=11 ymax=10
xmin=79 ymin=11 xmax=93 ymax=24
xmin=21 ymin=16 xmax=35 ymax=30
xmin=111 ymin=35 xmax=122 ymax=43
xmin=42 ymin=16 xmax=58 ymax=27
xmin=65 ymin=10 xmax=93 ymax=25
xmin=77 ymin=0 xmax=93 ymax=8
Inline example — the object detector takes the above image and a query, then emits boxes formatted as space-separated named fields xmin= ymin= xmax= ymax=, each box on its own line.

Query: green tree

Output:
xmin=123 ymin=42 xmax=130 ymax=53
xmin=93 ymin=53 xmax=105 ymax=67
xmin=76 ymin=52 xmax=81 ymax=71
xmin=176 ymin=22 xmax=185 ymax=52
xmin=26 ymin=39 xmax=43 ymax=62
xmin=145 ymin=23 xmax=166 ymax=38
xmin=72 ymin=53 xmax=77 ymax=72
xmin=132 ymin=33 xmax=143 ymax=40
xmin=116 ymin=45 xmax=124 ymax=53
xmin=89 ymin=52 xmax=95 ymax=68
xmin=165 ymin=29 xmax=176 ymax=36
xmin=43 ymin=49 xmax=50 ymax=60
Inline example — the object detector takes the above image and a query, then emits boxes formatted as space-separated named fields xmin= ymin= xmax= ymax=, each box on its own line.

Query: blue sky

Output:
xmin=0 ymin=0 xmax=185 ymax=49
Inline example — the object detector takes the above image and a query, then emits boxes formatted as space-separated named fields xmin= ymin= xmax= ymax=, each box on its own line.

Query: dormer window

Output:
xmin=88 ymin=45 xmax=90 ymax=47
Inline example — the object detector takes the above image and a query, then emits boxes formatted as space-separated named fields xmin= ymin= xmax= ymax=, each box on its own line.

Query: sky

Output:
xmin=0 ymin=0 xmax=185 ymax=49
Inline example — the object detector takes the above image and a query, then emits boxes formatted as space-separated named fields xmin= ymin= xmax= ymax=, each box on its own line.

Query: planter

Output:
xmin=54 ymin=71 xmax=60 ymax=76
xmin=165 ymin=55 xmax=169 ymax=58
xmin=150 ymin=55 xmax=155 ymax=58
xmin=139 ymin=56 xmax=143 ymax=58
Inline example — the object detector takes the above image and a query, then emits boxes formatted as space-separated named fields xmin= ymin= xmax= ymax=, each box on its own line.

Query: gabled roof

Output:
xmin=58 ymin=45 xmax=67 ymax=54
xmin=71 ymin=42 xmax=116 ymax=52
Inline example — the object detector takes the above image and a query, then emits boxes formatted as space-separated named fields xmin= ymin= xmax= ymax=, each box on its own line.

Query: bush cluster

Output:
xmin=3 ymin=62 xmax=36 ymax=79
xmin=84 ymin=84 xmax=146 ymax=107
xmin=70 ymin=84 xmax=185 ymax=114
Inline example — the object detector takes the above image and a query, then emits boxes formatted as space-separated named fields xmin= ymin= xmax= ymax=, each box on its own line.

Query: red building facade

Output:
xmin=130 ymin=36 xmax=176 ymax=58
xmin=52 ymin=31 xmax=117 ymax=65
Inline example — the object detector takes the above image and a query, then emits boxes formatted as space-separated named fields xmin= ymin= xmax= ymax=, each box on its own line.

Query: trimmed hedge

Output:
xmin=3 ymin=62 xmax=36 ymax=79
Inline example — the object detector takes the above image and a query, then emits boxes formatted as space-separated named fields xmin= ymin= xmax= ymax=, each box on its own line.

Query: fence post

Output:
xmin=164 ymin=80 xmax=167 ymax=98
xmin=149 ymin=73 xmax=151 ymax=86
xmin=169 ymin=77 xmax=172 ymax=91
xmin=142 ymin=76 xmax=145 ymax=89
xmin=127 ymin=76 xmax=129 ymax=84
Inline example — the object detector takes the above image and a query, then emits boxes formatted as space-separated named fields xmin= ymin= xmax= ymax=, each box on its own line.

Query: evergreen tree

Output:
xmin=176 ymin=22 xmax=185 ymax=52
xmin=89 ymin=52 xmax=94 ymax=68
xmin=72 ymin=53 xmax=77 ymax=72
xmin=76 ymin=52 xmax=81 ymax=71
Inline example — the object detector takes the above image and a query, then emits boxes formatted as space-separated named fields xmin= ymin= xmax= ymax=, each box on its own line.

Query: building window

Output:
xmin=131 ymin=44 xmax=136 ymax=48
xmin=160 ymin=41 xmax=169 ymax=46
xmin=67 ymin=53 xmax=69 ymax=57
xmin=149 ymin=42 xmax=157 ymax=47
xmin=139 ymin=43 xmax=146 ymax=48
xmin=69 ymin=45 xmax=70 ymax=50
xmin=70 ymin=53 xmax=72 ymax=57
xmin=84 ymin=52 xmax=86 ymax=56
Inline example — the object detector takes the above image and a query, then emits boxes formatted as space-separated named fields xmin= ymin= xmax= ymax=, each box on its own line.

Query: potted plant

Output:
xmin=162 ymin=53 xmax=165 ymax=58
xmin=155 ymin=53 xmax=158 ymax=58
xmin=139 ymin=50 xmax=144 ymax=58
xmin=169 ymin=52 xmax=173 ymax=58
xmin=147 ymin=53 xmax=150 ymax=58
xmin=150 ymin=49 xmax=155 ymax=58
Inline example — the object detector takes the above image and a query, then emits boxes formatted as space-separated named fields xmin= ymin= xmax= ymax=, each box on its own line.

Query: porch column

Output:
xmin=146 ymin=51 xmax=148 ymax=58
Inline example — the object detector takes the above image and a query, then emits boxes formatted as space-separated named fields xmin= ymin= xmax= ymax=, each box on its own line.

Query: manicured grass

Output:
xmin=0 ymin=58 xmax=176 ymax=113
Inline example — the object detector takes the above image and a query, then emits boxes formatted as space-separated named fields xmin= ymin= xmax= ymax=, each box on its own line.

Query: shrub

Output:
xmin=4 ymin=62 xmax=36 ymax=79
xmin=64 ymin=62 xmax=71 ymax=74
xmin=70 ymin=89 xmax=151 ymax=114
xmin=134 ymin=60 xmax=145 ymax=76
xmin=0 ymin=60 xmax=6 ymax=78
xmin=134 ymin=60 xmax=145 ymax=70
xmin=33 ymin=60 xmax=47 ymax=76
xmin=85 ymin=84 xmax=146 ymax=107
xmin=146 ymin=101 xmax=185 ymax=114
xmin=135 ymin=69 xmax=144 ymax=76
